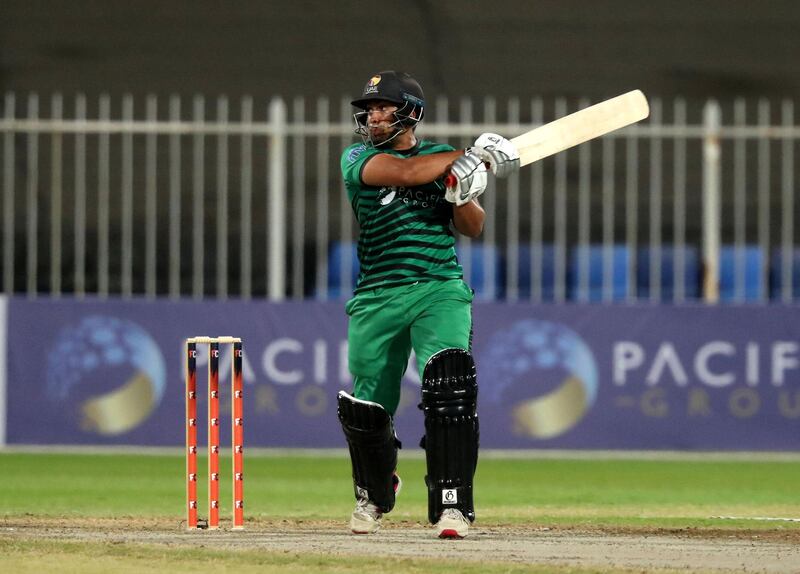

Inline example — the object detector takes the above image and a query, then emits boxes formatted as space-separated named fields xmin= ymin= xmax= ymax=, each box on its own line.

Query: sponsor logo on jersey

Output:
xmin=377 ymin=186 xmax=443 ymax=209
xmin=397 ymin=187 xmax=444 ymax=209
xmin=347 ymin=144 xmax=367 ymax=163
xmin=379 ymin=189 xmax=396 ymax=205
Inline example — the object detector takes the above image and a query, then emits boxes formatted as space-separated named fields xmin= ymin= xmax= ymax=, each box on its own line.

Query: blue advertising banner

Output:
xmin=6 ymin=298 xmax=800 ymax=450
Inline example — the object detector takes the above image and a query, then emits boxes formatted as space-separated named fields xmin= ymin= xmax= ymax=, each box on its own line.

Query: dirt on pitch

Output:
xmin=2 ymin=516 xmax=800 ymax=573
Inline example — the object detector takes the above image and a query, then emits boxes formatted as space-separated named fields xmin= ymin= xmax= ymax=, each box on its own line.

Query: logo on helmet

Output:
xmin=364 ymin=75 xmax=382 ymax=96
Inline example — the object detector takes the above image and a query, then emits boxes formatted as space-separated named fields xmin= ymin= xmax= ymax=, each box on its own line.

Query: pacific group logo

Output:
xmin=480 ymin=319 xmax=598 ymax=439
xmin=45 ymin=316 xmax=166 ymax=436
xmin=378 ymin=187 xmax=397 ymax=205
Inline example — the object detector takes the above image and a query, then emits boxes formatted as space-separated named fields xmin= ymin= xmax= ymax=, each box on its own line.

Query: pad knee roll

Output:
xmin=337 ymin=391 xmax=400 ymax=513
xmin=419 ymin=348 xmax=479 ymax=524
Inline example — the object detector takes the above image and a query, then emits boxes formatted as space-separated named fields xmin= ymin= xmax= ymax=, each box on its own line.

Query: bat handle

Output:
xmin=444 ymin=173 xmax=458 ymax=189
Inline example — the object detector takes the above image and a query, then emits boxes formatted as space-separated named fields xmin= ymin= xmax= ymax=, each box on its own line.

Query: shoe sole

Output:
xmin=438 ymin=528 xmax=466 ymax=539
xmin=350 ymin=521 xmax=380 ymax=534
xmin=351 ymin=525 xmax=380 ymax=534
xmin=350 ymin=518 xmax=381 ymax=535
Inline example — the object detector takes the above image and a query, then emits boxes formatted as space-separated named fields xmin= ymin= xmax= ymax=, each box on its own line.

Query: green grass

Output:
xmin=1 ymin=451 xmax=799 ymax=528
xmin=2 ymin=452 xmax=799 ymax=573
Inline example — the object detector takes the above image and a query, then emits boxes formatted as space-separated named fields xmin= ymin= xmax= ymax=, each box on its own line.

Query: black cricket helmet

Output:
xmin=351 ymin=71 xmax=425 ymax=127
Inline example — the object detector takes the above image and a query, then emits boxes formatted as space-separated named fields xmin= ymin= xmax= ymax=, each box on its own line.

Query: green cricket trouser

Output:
xmin=345 ymin=278 xmax=474 ymax=415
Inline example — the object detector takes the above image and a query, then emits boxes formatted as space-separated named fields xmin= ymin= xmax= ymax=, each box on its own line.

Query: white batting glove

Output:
xmin=445 ymin=154 xmax=488 ymax=206
xmin=470 ymin=132 xmax=520 ymax=178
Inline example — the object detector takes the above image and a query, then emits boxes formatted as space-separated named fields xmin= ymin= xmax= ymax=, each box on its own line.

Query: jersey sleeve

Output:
xmin=341 ymin=143 xmax=382 ymax=187
xmin=424 ymin=142 xmax=457 ymax=154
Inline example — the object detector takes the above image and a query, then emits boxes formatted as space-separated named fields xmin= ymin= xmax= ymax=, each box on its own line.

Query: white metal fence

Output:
xmin=0 ymin=93 xmax=798 ymax=303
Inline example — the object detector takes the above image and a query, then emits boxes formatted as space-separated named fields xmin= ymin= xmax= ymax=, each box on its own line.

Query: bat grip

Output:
xmin=444 ymin=173 xmax=457 ymax=189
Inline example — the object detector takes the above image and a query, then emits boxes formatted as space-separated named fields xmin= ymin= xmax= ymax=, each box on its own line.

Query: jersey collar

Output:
xmin=393 ymin=140 xmax=421 ymax=157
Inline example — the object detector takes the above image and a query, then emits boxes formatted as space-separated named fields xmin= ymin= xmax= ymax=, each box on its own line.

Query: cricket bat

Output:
xmin=446 ymin=90 xmax=649 ymax=186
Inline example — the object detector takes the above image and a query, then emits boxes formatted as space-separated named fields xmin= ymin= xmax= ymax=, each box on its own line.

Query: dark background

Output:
xmin=3 ymin=1 xmax=800 ymax=102
xmin=1 ymin=1 xmax=798 ymax=298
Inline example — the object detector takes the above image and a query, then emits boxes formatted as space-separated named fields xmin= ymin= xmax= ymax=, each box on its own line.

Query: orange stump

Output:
xmin=185 ymin=337 xmax=244 ymax=531
xmin=186 ymin=342 xmax=198 ymax=529
xmin=208 ymin=341 xmax=220 ymax=529
xmin=232 ymin=341 xmax=244 ymax=530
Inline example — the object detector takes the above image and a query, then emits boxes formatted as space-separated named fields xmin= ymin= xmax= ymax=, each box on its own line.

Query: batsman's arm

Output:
xmin=362 ymin=150 xmax=464 ymax=187
xmin=452 ymin=199 xmax=485 ymax=238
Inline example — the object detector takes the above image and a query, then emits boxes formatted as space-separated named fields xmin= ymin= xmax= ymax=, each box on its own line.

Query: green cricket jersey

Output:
xmin=340 ymin=140 xmax=464 ymax=293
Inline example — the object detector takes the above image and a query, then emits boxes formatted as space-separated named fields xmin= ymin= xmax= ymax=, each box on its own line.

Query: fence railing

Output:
xmin=0 ymin=93 xmax=798 ymax=302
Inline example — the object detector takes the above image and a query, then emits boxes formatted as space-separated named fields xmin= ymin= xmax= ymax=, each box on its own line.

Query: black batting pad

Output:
xmin=337 ymin=391 xmax=400 ymax=513
xmin=419 ymin=349 xmax=479 ymax=524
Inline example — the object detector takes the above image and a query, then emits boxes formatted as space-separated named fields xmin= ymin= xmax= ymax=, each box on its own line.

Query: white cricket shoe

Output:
xmin=350 ymin=498 xmax=383 ymax=534
xmin=349 ymin=474 xmax=402 ymax=535
xmin=436 ymin=508 xmax=470 ymax=539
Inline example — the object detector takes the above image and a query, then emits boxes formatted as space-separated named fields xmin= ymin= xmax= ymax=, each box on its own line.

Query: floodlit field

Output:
xmin=1 ymin=450 xmax=800 ymax=573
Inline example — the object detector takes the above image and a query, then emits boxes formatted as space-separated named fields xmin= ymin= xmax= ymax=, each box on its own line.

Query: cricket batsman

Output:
xmin=336 ymin=70 xmax=519 ymax=538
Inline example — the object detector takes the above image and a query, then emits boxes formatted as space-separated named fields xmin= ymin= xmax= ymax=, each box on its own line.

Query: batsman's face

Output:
xmin=365 ymin=101 xmax=400 ymax=144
